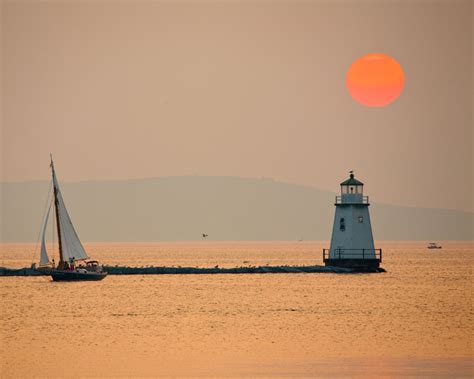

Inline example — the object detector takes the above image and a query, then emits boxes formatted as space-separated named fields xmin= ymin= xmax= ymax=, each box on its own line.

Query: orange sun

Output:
xmin=346 ymin=53 xmax=405 ymax=107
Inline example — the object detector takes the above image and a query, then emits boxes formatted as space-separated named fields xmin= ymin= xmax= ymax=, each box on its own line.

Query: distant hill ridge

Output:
xmin=1 ymin=176 xmax=472 ymax=242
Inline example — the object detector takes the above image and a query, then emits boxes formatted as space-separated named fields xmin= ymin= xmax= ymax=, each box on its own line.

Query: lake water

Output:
xmin=1 ymin=241 xmax=472 ymax=377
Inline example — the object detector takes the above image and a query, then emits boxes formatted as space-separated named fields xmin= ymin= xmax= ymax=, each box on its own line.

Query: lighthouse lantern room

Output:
xmin=323 ymin=171 xmax=382 ymax=269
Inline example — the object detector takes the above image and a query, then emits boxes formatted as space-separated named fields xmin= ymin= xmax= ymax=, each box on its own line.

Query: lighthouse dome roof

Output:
xmin=340 ymin=173 xmax=364 ymax=186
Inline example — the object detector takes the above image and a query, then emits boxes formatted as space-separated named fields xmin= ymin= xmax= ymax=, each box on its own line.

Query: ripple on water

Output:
xmin=0 ymin=242 xmax=472 ymax=377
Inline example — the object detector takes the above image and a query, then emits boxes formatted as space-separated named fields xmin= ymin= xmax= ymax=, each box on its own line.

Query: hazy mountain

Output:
xmin=1 ymin=176 xmax=472 ymax=242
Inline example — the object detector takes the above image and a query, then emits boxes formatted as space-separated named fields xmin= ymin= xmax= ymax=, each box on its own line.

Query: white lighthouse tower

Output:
xmin=323 ymin=171 xmax=382 ymax=269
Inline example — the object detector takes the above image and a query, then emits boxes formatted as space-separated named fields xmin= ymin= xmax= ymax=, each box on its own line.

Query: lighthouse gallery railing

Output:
xmin=323 ymin=248 xmax=382 ymax=262
xmin=335 ymin=196 xmax=369 ymax=204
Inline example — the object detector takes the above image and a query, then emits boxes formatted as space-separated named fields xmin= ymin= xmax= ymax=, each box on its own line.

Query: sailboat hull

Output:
xmin=51 ymin=270 xmax=107 ymax=281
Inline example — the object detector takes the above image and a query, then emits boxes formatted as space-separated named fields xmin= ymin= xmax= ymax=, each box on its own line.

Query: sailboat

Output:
xmin=38 ymin=156 xmax=107 ymax=281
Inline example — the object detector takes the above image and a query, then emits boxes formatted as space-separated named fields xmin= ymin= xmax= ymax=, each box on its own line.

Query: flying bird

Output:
xmin=202 ymin=233 xmax=208 ymax=238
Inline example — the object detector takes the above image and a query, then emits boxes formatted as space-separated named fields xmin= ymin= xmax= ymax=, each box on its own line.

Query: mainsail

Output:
xmin=39 ymin=198 xmax=52 ymax=266
xmin=51 ymin=163 xmax=89 ymax=263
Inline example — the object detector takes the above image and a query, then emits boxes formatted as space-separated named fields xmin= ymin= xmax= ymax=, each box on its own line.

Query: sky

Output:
xmin=1 ymin=0 xmax=472 ymax=212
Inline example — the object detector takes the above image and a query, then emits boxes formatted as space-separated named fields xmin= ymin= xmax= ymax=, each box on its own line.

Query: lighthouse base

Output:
xmin=323 ymin=249 xmax=382 ymax=271
xmin=323 ymin=258 xmax=381 ymax=270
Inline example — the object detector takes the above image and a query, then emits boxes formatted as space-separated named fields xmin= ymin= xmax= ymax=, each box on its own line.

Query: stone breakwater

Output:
xmin=0 ymin=265 xmax=385 ymax=276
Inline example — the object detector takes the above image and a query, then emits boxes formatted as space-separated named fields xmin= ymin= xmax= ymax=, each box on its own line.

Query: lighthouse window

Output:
xmin=358 ymin=216 xmax=364 ymax=223
xmin=340 ymin=218 xmax=345 ymax=231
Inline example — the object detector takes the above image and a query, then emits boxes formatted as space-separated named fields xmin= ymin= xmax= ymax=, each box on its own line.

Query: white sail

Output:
xmin=39 ymin=200 xmax=52 ymax=266
xmin=52 ymin=172 xmax=89 ymax=262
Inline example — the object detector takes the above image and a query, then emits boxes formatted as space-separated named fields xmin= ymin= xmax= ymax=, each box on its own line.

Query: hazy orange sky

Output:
xmin=1 ymin=1 xmax=472 ymax=212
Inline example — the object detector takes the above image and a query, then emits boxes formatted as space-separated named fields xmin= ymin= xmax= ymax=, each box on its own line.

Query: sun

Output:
xmin=346 ymin=53 xmax=405 ymax=107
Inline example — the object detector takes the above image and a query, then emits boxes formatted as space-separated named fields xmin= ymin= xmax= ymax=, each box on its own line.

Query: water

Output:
xmin=1 ymin=242 xmax=472 ymax=377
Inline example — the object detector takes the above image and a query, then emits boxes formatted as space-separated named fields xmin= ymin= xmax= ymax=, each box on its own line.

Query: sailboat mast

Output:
xmin=50 ymin=155 xmax=64 ymax=266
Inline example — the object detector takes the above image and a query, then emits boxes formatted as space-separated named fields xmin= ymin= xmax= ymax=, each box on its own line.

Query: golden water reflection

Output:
xmin=1 ymin=242 xmax=472 ymax=377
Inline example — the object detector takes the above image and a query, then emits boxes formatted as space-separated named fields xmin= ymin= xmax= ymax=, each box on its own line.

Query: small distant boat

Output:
xmin=427 ymin=242 xmax=442 ymax=249
xmin=37 ymin=156 xmax=107 ymax=281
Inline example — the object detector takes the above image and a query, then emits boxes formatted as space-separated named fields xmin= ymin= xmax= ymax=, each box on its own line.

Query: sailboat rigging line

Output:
xmin=31 ymin=180 xmax=53 ymax=265
xmin=51 ymin=164 xmax=64 ymax=265
xmin=50 ymin=165 xmax=89 ymax=265
xmin=52 ymin=198 xmax=55 ymax=264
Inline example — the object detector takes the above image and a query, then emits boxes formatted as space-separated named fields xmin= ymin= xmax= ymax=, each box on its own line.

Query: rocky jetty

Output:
xmin=0 ymin=267 xmax=46 ymax=276
xmin=0 ymin=264 xmax=385 ymax=276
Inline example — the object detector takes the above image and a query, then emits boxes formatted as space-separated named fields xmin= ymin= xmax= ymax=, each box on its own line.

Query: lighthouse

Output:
xmin=323 ymin=171 xmax=382 ymax=269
